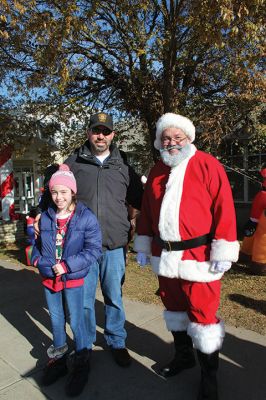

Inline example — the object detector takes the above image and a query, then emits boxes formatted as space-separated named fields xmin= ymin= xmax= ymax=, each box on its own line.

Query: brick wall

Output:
xmin=0 ymin=220 xmax=25 ymax=245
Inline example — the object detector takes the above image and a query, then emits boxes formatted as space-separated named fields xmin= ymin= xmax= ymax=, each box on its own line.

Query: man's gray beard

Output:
xmin=160 ymin=143 xmax=192 ymax=167
xmin=90 ymin=142 xmax=108 ymax=155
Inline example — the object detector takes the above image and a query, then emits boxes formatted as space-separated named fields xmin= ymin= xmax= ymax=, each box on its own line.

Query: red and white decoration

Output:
xmin=0 ymin=146 xmax=16 ymax=221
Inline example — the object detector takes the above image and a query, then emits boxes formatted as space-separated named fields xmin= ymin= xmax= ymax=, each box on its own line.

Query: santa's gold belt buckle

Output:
xmin=165 ymin=241 xmax=172 ymax=252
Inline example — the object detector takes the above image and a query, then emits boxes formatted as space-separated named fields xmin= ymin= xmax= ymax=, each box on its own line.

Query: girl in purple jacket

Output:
xmin=32 ymin=164 xmax=102 ymax=396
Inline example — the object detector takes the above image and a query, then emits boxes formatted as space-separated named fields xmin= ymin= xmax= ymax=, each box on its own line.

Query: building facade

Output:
xmin=0 ymin=137 xmax=60 ymax=244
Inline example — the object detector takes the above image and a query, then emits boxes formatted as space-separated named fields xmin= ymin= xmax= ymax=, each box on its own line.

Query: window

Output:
xmin=226 ymin=153 xmax=266 ymax=203
xmin=13 ymin=162 xmax=35 ymax=214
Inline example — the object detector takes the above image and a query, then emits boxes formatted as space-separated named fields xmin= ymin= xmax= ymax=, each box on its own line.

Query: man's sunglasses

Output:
xmin=91 ymin=127 xmax=112 ymax=135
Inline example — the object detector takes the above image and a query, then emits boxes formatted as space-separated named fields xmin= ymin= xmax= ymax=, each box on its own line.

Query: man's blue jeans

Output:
xmin=84 ymin=247 xmax=127 ymax=349
xmin=44 ymin=285 xmax=89 ymax=351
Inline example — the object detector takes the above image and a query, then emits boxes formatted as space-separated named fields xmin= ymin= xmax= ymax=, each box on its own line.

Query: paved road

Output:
xmin=0 ymin=259 xmax=265 ymax=399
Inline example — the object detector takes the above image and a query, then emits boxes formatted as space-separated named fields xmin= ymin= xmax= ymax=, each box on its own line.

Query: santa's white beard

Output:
xmin=160 ymin=143 xmax=192 ymax=167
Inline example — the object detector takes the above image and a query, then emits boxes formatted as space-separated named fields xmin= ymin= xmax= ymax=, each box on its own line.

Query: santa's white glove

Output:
xmin=136 ymin=252 xmax=150 ymax=267
xmin=210 ymin=261 xmax=232 ymax=273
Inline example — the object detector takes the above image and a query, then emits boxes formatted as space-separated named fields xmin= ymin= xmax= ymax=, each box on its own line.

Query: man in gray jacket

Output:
xmin=65 ymin=112 xmax=143 ymax=369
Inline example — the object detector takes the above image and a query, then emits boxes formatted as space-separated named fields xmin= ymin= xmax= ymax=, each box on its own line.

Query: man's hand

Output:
xmin=34 ymin=214 xmax=41 ymax=238
xmin=52 ymin=263 xmax=65 ymax=276
xmin=210 ymin=261 xmax=232 ymax=273
xmin=136 ymin=252 xmax=150 ymax=267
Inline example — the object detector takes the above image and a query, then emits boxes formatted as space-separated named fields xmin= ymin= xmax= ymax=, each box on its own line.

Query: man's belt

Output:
xmin=155 ymin=234 xmax=212 ymax=252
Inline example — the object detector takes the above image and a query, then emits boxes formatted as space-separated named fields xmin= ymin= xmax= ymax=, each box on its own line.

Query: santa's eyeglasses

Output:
xmin=161 ymin=136 xmax=187 ymax=145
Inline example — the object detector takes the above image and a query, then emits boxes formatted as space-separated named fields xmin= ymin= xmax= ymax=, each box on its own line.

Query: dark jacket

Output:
xmin=31 ymin=202 xmax=102 ymax=280
xmin=37 ymin=164 xmax=59 ymax=213
xmin=64 ymin=142 xmax=143 ymax=250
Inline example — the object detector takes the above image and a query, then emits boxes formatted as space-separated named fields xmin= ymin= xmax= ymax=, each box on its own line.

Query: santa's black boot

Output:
xmin=197 ymin=350 xmax=219 ymax=400
xmin=158 ymin=331 xmax=196 ymax=378
xmin=65 ymin=348 xmax=91 ymax=397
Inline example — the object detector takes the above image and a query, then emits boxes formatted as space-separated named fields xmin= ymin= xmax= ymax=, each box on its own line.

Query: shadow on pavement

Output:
xmin=0 ymin=263 xmax=52 ymax=365
xmin=219 ymin=331 xmax=266 ymax=400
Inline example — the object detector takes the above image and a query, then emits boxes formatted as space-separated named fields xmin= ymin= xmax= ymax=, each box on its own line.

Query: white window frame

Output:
xmin=13 ymin=164 xmax=35 ymax=214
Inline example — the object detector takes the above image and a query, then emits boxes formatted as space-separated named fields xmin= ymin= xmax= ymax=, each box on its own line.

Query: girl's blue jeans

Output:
xmin=44 ymin=285 xmax=88 ymax=351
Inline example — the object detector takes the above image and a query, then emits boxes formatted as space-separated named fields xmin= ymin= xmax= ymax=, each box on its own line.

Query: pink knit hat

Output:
xmin=49 ymin=164 xmax=77 ymax=194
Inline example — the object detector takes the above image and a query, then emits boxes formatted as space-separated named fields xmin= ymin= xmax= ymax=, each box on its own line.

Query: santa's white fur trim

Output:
xmin=210 ymin=239 xmax=240 ymax=262
xmin=159 ymin=159 xmax=187 ymax=240
xmin=151 ymin=255 xmax=224 ymax=282
xmin=158 ymin=145 xmax=196 ymax=240
xmin=164 ymin=310 xmax=189 ymax=331
xmin=187 ymin=321 xmax=225 ymax=354
xmin=154 ymin=113 xmax=196 ymax=150
xmin=133 ymin=234 xmax=152 ymax=254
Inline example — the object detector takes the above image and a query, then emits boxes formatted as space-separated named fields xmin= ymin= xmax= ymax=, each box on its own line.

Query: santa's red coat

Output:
xmin=135 ymin=145 xmax=239 ymax=282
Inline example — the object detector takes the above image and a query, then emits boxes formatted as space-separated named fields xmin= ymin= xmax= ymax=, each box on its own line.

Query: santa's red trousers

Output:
xmin=158 ymin=276 xmax=221 ymax=325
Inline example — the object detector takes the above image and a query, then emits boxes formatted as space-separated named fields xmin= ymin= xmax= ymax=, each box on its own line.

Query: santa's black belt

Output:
xmin=155 ymin=234 xmax=212 ymax=252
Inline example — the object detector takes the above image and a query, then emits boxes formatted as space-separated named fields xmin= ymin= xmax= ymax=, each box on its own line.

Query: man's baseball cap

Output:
xmin=89 ymin=112 xmax=113 ymax=131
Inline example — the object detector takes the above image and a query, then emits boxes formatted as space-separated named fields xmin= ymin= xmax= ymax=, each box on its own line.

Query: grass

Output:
xmin=124 ymin=251 xmax=266 ymax=335
xmin=1 ymin=243 xmax=265 ymax=335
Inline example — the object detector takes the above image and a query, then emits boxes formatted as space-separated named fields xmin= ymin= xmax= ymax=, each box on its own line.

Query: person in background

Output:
xmin=240 ymin=164 xmax=266 ymax=274
xmin=64 ymin=112 xmax=143 ymax=368
xmin=25 ymin=207 xmax=38 ymax=265
xmin=134 ymin=113 xmax=239 ymax=400
xmin=37 ymin=164 xmax=59 ymax=213
xmin=33 ymin=164 xmax=59 ymax=236
xmin=31 ymin=164 xmax=102 ymax=397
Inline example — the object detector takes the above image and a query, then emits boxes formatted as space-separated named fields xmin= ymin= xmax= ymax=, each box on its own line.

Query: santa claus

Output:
xmin=134 ymin=113 xmax=239 ymax=400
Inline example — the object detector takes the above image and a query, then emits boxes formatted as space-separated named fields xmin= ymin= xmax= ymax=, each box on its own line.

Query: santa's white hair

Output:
xmin=154 ymin=113 xmax=196 ymax=150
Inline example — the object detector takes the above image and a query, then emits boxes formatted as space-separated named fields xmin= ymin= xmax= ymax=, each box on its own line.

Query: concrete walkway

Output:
xmin=0 ymin=258 xmax=265 ymax=399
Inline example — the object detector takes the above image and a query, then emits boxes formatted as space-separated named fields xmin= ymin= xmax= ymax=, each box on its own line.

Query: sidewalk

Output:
xmin=0 ymin=258 xmax=265 ymax=400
